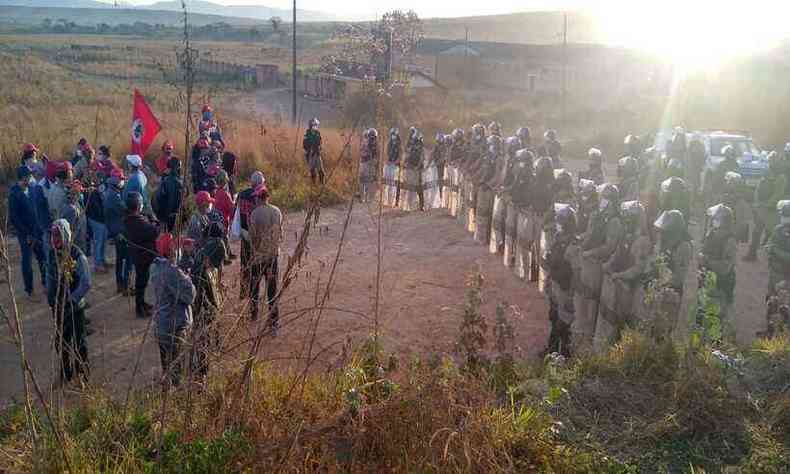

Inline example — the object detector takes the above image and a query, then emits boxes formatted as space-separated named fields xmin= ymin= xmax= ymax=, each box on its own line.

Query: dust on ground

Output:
xmin=0 ymin=203 xmax=548 ymax=404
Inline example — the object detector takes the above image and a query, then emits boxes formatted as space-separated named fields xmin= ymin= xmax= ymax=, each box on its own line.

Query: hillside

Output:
xmin=422 ymin=11 xmax=605 ymax=45
xmin=0 ymin=0 xmax=335 ymax=22
xmin=0 ymin=5 xmax=264 ymax=26
xmin=144 ymin=0 xmax=336 ymax=22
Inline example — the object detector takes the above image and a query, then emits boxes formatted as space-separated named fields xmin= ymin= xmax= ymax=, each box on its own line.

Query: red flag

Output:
xmin=131 ymin=89 xmax=162 ymax=156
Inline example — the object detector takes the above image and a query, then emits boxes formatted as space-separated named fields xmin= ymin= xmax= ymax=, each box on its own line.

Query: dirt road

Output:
xmin=0 ymin=203 xmax=549 ymax=404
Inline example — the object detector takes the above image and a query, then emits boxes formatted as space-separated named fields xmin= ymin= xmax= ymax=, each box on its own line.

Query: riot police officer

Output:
xmin=659 ymin=177 xmax=691 ymax=226
xmin=472 ymin=135 xmax=502 ymax=245
xmin=699 ymin=204 xmax=737 ymax=342
xmin=543 ymin=204 xmax=578 ymax=356
xmin=576 ymin=178 xmax=598 ymax=238
xmin=595 ymin=200 xmax=653 ymax=349
xmin=746 ymin=151 xmax=787 ymax=261
xmin=707 ymin=145 xmax=740 ymax=207
xmin=580 ymin=148 xmax=605 ymax=185
xmin=541 ymin=129 xmax=562 ymax=168
xmin=527 ymin=157 xmax=556 ymax=282
xmin=510 ymin=149 xmax=536 ymax=279
xmin=766 ymin=200 xmax=790 ymax=335
xmin=617 ymin=156 xmax=640 ymax=201
xmin=463 ymin=123 xmax=488 ymax=233
xmin=491 ymin=137 xmax=520 ymax=255
xmin=516 ymin=126 xmax=532 ymax=151
xmin=652 ymin=210 xmax=692 ymax=340
xmin=575 ymin=183 xmax=623 ymax=351
xmin=722 ymin=171 xmax=751 ymax=243
xmin=688 ymin=134 xmax=706 ymax=196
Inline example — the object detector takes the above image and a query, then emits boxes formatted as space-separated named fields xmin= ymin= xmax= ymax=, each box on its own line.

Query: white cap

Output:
xmin=126 ymin=155 xmax=142 ymax=167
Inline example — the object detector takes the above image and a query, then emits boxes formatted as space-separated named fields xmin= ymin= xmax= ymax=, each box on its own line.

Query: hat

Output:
xmin=126 ymin=155 xmax=142 ymax=168
xmin=195 ymin=190 xmax=215 ymax=206
xmin=196 ymin=137 xmax=210 ymax=149
xmin=22 ymin=143 xmax=38 ymax=154
xmin=252 ymin=184 xmax=269 ymax=199
xmin=45 ymin=161 xmax=59 ymax=181
xmin=17 ymin=165 xmax=31 ymax=180
xmin=155 ymin=233 xmax=194 ymax=258
xmin=250 ymin=171 xmax=266 ymax=186
xmin=202 ymin=104 xmax=213 ymax=114
xmin=110 ymin=166 xmax=125 ymax=180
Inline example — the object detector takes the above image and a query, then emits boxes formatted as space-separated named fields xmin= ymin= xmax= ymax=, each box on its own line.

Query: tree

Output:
xmin=320 ymin=9 xmax=423 ymax=79
xmin=41 ymin=18 xmax=52 ymax=30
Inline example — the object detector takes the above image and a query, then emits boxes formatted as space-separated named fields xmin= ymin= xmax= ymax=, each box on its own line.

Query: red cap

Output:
xmin=252 ymin=184 xmax=269 ymax=198
xmin=110 ymin=167 xmax=126 ymax=180
xmin=23 ymin=143 xmax=39 ymax=153
xmin=61 ymin=161 xmax=73 ymax=172
xmin=155 ymin=233 xmax=173 ymax=257
xmin=196 ymin=138 xmax=210 ymax=149
xmin=202 ymin=104 xmax=212 ymax=113
xmin=45 ymin=161 xmax=59 ymax=180
xmin=195 ymin=191 xmax=215 ymax=206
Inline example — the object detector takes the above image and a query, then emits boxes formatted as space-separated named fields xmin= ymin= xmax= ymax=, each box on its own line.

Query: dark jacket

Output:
xmin=155 ymin=174 xmax=184 ymax=225
xmin=8 ymin=184 xmax=41 ymax=239
xmin=124 ymin=213 xmax=158 ymax=268
xmin=32 ymin=182 xmax=52 ymax=237
xmin=85 ymin=188 xmax=105 ymax=223
xmin=103 ymin=188 xmax=126 ymax=238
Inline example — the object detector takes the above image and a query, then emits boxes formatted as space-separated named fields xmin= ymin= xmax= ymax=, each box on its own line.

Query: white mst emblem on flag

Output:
xmin=132 ymin=118 xmax=144 ymax=144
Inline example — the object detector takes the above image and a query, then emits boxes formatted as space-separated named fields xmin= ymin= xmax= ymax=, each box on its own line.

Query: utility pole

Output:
xmin=464 ymin=26 xmax=469 ymax=121
xmin=292 ymin=0 xmax=297 ymax=125
xmin=562 ymin=12 xmax=568 ymax=128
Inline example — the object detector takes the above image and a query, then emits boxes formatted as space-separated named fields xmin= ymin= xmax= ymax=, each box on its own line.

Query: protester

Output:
xmin=155 ymin=141 xmax=176 ymax=177
xmin=248 ymin=184 xmax=282 ymax=329
xmin=104 ymin=170 xmax=132 ymax=295
xmin=124 ymin=192 xmax=157 ymax=318
xmin=8 ymin=165 xmax=47 ymax=298
xmin=123 ymin=155 xmax=149 ymax=213
xmin=191 ymin=136 xmax=213 ymax=193
xmin=47 ymin=161 xmax=72 ymax=222
xmin=191 ymin=221 xmax=227 ymax=381
xmin=237 ymin=171 xmax=266 ymax=300
xmin=21 ymin=143 xmax=41 ymax=169
xmin=61 ymin=181 xmax=88 ymax=254
xmin=155 ymin=158 xmax=184 ymax=232
xmin=85 ymin=177 xmax=108 ymax=273
xmin=151 ymin=233 xmax=196 ymax=387
xmin=73 ymin=144 xmax=95 ymax=181
xmin=187 ymin=191 xmax=214 ymax=248
xmin=221 ymin=150 xmax=238 ymax=195
xmin=214 ymin=170 xmax=236 ymax=260
xmin=46 ymin=219 xmax=91 ymax=385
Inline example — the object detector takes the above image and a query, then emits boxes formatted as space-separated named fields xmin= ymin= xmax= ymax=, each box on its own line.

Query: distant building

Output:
xmin=422 ymin=39 xmax=672 ymax=98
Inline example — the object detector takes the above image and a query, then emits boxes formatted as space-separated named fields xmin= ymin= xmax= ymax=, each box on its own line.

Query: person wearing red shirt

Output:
xmin=156 ymin=141 xmax=177 ymax=177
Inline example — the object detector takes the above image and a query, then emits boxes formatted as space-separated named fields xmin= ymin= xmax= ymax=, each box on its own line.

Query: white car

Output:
xmin=699 ymin=131 xmax=768 ymax=189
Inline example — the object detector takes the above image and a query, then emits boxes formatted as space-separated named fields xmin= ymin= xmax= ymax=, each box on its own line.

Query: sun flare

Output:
xmin=593 ymin=0 xmax=786 ymax=75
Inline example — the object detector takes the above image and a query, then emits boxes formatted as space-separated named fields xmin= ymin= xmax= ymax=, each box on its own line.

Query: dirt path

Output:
xmin=0 ymin=203 xmax=549 ymax=404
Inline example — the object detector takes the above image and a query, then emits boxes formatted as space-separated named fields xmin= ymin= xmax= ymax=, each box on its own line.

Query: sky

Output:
xmin=118 ymin=0 xmax=790 ymax=69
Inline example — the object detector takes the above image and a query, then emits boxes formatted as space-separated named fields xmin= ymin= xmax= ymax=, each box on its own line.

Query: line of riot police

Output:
xmin=406 ymin=122 xmax=790 ymax=355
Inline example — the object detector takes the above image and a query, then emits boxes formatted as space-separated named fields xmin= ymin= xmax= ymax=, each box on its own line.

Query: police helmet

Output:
xmin=516 ymin=127 xmax=531 ymax=146
xmin=617 ymin=156 xmax=638 ymax=178
xmin=588 ymin=147 xmax=603 ymax=164
xmin=654 ymin=209 xmax=686 ymax=234
xmin=706 ymin=203 xmax=734 ymax=231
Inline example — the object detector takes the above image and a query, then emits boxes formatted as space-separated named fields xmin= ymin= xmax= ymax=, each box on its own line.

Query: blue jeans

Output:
xmin=88 ymin=219 xmax=107 ymax=266
xmin=114 ymin=236 xmax=133 ymax=290
xmin=18 ymin=235 xmax=46 ymax=295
